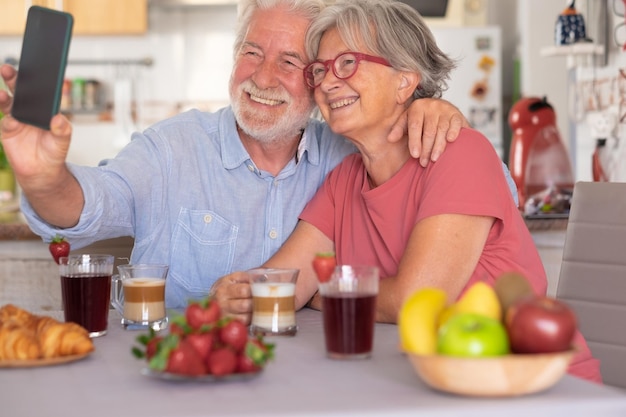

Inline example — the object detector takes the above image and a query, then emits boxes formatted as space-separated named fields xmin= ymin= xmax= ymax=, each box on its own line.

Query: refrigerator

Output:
xmin=431 ymin=26 xmax=503 ymax=158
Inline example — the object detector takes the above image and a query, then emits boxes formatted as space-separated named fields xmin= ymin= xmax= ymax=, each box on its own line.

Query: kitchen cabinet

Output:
xmin=0 ymin=0 xmax=147 ymax=36
xmin=0 ymin=0 xmax=31 ymax=35
xmin=65 ymin=0 xmax=147 ymax=35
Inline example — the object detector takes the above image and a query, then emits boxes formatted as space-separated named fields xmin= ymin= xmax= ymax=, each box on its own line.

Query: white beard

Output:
xmin=230 ymin=79 xmax=315 ymax=145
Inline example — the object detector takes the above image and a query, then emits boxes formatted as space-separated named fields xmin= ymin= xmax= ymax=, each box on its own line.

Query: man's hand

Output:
xmin=389 ymin=98 xmax=469 ymax=167
xmin=0 ymin=64 xmax=72 ymax=177
xmin=210 ymin=272 xmax=253 ymax=324
xmin=1 ymin=63 xmax=82 ymax=228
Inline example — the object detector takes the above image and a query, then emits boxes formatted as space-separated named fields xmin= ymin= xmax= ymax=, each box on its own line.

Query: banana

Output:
xmin=398 ymin=288 xmax=448 ymax=355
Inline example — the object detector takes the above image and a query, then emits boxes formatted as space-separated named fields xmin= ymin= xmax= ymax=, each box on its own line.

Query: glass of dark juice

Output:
xmin=59 ymin=254 xmax=115 ymax=337
xmin=319 ymin=265 xmax=379 ymax=360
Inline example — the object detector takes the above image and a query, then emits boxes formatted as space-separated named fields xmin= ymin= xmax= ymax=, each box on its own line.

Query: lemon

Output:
xmin=454 ymin=282 xmax=502 ymax=322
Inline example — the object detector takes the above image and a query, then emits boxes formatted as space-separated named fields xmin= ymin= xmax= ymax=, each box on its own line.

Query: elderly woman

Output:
xmin=215 ymin=0 xmax=601 ymax=382
xmin=268 ymin=0 xmax=544 ymax=322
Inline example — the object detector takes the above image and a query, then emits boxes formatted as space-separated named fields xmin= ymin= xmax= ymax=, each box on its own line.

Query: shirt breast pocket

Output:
xmin=169 ymin=209 xmax=238 ymax=299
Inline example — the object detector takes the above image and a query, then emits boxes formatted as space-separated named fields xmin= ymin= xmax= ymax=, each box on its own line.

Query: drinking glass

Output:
xmin=111 ymin=264 xmax=169 ymax=331
xmin=319 ymin=265 xmax=379 ymax=359
xmin=59 ymin=254 xmax=115 ymax=338
xmin=248 ymin=268 xmax=299 ymax=336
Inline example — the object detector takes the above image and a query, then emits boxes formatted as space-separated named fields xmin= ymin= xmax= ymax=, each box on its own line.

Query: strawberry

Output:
xmin=250 ymin=337 xmax=275 ymax=361
xmin=186 ymin=331 xmax=215 ymax=361
xmin=165 ymin=339 xmax=206 ymax=376
xmin=131 ymin=330 xmax=162 ymax=360
xmin=218 ymin=317 xmax=248 ymax=353
xmin=168 ymin=322 xmax=187 ymax=337
xmin=236 ymin=337 xmax=275 ymax=373
xmin=49 ymin=234 xmax=70 ymax=264
xmin=145 ymin=336 xmax=163 ymax=360
xmin=168 ymin=313 xmax=193 ymax=336
xmin=312 ymin=252 xmax=336 ymax=283
xmin=185 ymin=297 xmax=221 ymax=330
xmin=206 ymin=346 xmax=237 ymax=376
xmin=132 ymin=297 xmax=276 ymax=377
xmin=149 ymin=334 xmax=206 ymax=376
xmin=236 ymin=353 xmax=261 ymax=374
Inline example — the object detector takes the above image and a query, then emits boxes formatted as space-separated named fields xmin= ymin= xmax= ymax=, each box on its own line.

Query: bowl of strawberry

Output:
xmin=132 ymin=296 xmax=274 ymax=381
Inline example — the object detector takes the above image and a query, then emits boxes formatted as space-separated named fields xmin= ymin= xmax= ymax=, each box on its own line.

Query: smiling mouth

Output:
xmin=249 ymin=93 xmax=284 ymax=106
xmin=330 ymin=97 xmax=358 ymax=109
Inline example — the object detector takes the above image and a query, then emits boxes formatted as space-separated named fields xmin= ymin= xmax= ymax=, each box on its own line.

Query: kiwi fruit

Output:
xmin=493 ymin=272 xmax=534 ymax=315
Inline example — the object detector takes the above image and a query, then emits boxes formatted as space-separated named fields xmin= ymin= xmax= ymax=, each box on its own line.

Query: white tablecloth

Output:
xmin=2 ymin=309 xmax=626 ymax=417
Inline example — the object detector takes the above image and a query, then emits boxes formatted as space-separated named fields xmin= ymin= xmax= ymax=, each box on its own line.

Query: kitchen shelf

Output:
xmin=68 ymin=57 xmax=154 ymax=67
xmin=540 ymin=43 xmax=604 ymax=57
xmin=10 ymin=57 xmax=154 ymax=68
xmin=540 ymin=43 xmax=605 ymax=69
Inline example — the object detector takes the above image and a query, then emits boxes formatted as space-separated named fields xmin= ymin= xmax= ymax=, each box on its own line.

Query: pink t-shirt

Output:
xmin=300 ymin=128 xmax=601 ymax=383
xmin=301 ymin=128 xmax=545 ymax=293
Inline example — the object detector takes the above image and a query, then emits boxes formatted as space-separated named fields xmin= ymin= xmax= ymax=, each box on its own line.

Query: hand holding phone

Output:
xmin=12 ymin=6 xmax=73 ymax=130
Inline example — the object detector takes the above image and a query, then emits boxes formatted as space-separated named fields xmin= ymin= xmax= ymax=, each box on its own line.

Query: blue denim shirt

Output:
xmin=21 ymin=106 xmax=517 ymax=308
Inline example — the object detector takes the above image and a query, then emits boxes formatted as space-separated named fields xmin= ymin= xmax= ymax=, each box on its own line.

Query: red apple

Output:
xmin=505 ymin=296 xmax=577 ymax=354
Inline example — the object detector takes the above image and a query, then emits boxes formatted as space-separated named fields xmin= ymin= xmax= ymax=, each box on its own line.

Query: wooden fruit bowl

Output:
xmin=406 ymin=349 xmax=575 ymax=397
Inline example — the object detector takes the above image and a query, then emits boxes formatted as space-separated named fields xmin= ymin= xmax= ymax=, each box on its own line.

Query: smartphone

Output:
xmin=12 ymin=6 xmax=73 ymax=130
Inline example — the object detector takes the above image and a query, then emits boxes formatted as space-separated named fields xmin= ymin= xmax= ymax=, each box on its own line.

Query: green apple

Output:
xmin=437 ymin=313 xmax=510 ymax=357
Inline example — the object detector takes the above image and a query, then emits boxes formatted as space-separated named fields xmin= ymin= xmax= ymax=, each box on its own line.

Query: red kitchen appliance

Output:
xmin=508 ymin=96 xmax=574 ymax=212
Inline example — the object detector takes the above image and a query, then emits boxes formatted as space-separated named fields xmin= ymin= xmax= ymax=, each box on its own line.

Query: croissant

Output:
xmin=0 ymin=304 xmax=33 ymax=327
xmin=0 ymin=304 xmax=94 ymax=360
xmin=0 ymin=322 xmax=41 ymax=360
xmin=36 ymin=316 xmax=94 ymax=358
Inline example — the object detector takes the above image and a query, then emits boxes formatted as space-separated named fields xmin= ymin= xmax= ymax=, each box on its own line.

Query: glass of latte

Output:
xmin=248 ymin=268 xmax=299 ymax=336
xmin=111 ymin=264 xmax=169 ymax=331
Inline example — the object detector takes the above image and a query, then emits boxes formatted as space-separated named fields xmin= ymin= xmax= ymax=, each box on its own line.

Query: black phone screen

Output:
xmin=12 ymin=6 xmax=73 ymax=130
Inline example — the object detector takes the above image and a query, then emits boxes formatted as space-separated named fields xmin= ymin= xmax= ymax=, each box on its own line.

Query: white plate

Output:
xmin=0 ymin=351 xmax=92 ymax=368
xmin=140 ymin=367 xmax=262 ymax=382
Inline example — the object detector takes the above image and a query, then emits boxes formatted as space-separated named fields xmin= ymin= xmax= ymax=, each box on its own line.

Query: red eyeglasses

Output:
xmin=303 ymin=52 xmax=392 ymax=88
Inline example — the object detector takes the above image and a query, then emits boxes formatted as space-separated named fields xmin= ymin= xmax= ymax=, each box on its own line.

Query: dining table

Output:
xmin=2 ymin=308 xmax=626 ymax=417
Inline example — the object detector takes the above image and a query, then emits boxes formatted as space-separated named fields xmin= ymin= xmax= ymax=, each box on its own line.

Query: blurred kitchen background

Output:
xmin=1 ymin=0 xmax=624 ymax=302
xmin=0 ymin=0 xmax=623 ymax=183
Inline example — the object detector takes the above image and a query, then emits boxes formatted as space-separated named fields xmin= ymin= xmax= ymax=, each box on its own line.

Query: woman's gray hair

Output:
xmin=305 ymin=0 xmax=457 ymax=100
xmin=234 ymin=0 xmax=327 ymax=58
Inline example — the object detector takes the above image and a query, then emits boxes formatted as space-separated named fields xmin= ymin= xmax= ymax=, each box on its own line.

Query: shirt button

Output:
xmin=269 ymin=230 xmax=278 ymax=239
xmin=247 ymin=164 xmax=255 ymax=172
xmin=204 ymin=214 xmax=213 ymax=223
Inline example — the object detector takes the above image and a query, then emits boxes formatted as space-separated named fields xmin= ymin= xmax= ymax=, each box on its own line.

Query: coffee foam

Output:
xmin=123 ymin=277 xmax=165 ymax=287
xmin=251 ymin=282 xmax=295 ymax=297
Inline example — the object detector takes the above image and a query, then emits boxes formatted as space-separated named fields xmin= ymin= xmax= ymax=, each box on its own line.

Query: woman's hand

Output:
xmin=210 ymin=271 xmax=253 ymax=324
